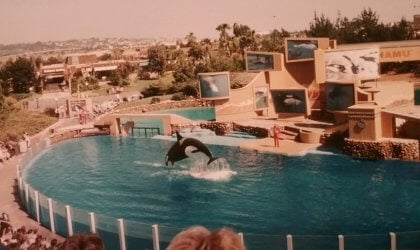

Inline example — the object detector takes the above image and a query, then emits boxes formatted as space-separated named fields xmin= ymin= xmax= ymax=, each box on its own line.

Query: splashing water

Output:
xmin=189 ymin=157 xmax=236 ymax=181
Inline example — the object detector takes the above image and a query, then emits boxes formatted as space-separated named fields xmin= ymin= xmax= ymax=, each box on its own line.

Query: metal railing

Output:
xmin=131 ymin=127 xmax=160 ymax=137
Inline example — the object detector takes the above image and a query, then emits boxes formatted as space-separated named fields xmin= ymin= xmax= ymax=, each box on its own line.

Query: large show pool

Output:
xmin=24 ymin=135 xmax=420 ymax=237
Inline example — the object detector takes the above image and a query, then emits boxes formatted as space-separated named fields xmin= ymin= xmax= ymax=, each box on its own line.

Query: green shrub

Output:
xmin=150 ymin=97 xmax=161 ymax=104
xmin=171 ymin=93 xmax=186 ymax=101
xmin=4 ymin=96 xmax=22 ymax=112
xmin=44 ymin=107 xmax=58 ymax=117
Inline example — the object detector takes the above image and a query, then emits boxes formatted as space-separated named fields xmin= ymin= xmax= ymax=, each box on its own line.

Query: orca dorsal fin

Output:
xmin=176 ymin=131 xmax=183 ymax=141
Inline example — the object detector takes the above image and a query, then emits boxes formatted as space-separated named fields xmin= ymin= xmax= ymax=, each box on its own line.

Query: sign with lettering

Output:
xmin=379 ymin=46 xmax=420 ymax=63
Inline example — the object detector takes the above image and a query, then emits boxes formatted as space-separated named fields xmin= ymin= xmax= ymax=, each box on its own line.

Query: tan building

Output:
xmin=202 ymin=38 xmax=420 ymax=159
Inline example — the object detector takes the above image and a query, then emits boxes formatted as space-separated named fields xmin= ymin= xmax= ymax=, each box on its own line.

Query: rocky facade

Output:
xmin=343 ymin=138 xmax=419 ymax=161
xmin=115 ymin=99 xmax=211 ymax=113
xmin=171 ymin=122 xmax=269 ymax=138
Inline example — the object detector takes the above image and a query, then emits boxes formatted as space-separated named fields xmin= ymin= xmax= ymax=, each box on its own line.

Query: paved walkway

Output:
xmin=0 ymin=124 xmax=65 ymax=241
xmin=240 ymin=137 xmax=320 ymax=156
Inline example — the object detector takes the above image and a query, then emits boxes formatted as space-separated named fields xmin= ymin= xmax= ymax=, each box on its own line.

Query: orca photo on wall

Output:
xmin=325 ymin=82 xmax=356 ymax=111
xmin=198 ymin=72 xmax=230 ymax=100
xmin=254 ymin=86 xmax=269 ymax=110
xmin=286 ymin=38 xmax=319 ymax=62
xmin=246 ymin=52 xmax=275 ymax=71
xmin=270 ymin=89 xmax=308 ymax=114
xmin=325 ymin=47 xmax=380 ymax=81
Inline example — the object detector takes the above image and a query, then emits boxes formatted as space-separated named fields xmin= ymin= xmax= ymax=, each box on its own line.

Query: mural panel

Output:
xmin=325 ymin=48 xmax=380 ymax=81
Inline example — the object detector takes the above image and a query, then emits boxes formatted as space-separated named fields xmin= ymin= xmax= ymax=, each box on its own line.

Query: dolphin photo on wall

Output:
xmin=198 ymin=72 xmax=230 ymax=100
xmin=270 ymin=89 xmax=309 ymax=114
xmin=286 ymin=38 xmax=319 ymax=62
xmin=246 ymin=52 xmax=275 ymax=71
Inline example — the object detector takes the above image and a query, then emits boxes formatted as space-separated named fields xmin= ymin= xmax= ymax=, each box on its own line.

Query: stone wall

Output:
xmin=115 ymin=99 xmax=211 ymax=113
xmin=171 ymin=122 xmax=269 ymax=138
xmin=50 ymin=130 xmax=79 ymax=144
xmin=232 ymin=123 xmax=269 ymax=138
xmin=343 ymin=138 xmax=419 ymax=160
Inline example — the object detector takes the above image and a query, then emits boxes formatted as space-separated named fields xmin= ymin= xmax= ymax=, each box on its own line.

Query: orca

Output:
xmin=165 ymin=131 xmax=218 ymax=166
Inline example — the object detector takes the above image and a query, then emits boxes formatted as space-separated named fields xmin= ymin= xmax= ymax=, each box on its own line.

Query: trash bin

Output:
xmin=19 ymin=140 xmax=27 ymax=153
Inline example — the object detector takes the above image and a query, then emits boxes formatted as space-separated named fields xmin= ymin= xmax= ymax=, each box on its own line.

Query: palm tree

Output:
xmin=185 ymin=32 xmax=198 ymax=47
xmin=216 ymin=23 xmax=231 ymax=56
xmin=200 ymin=38 xmax=213 ymax=61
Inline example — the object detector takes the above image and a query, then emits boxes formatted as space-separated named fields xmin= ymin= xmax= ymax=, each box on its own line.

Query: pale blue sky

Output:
xmin=0 ymin=0 xmax=419 ymax=44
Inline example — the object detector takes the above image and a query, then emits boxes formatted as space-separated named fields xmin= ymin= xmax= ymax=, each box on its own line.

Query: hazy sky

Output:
xmin=1 ymin=0 xmax=419 ymax=44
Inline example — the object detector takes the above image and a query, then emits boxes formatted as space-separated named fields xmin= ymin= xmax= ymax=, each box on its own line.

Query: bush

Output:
xmin=171 ymin=93 xmax=186 ymax=101
xmin=150 ymin=97 xmax=161 ymax=104
xmin=4 ymin=96 xmax=22 ymax=112
xmin=44 ymin=107 xmax=58 ymax=117
xmin=141 ymin=83 xmax=166 ymax=98
xmin=11 ymin=93 xmax=32 ymax=100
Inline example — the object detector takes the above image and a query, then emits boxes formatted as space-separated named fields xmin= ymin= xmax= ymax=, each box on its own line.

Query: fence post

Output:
xmin=48 ymin=198 xmax=56 ymax=234
xmin=25 ymin=183 xmax=29 ymax=209
xmin=238 ymin=232 xmax=244 ymax=248
xmin=34 ymin=191 xmax=40 ymax=224
xmin=390 ymin=232 xmax=396 ymax=250
xmin=287 ymin=234 xmax=293 ymax=250
xmin=117 ymin=219 xmax=127 ymax=250
xmin=65 ymin=205 xmax=73 ymax=236
xmin=338 ymin=234 xmax=344 ymax=250
xmin=152 ymin=224 xmax=160 ymax=250
xmin=89 ymin=212 xmax=96 ymax=233
xmin=18 ymin=176 xmax=23 ymax=194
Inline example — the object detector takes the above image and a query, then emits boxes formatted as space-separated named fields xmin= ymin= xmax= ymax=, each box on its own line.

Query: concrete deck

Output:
xmin=239 ymin=137 xmax=320 ymax=156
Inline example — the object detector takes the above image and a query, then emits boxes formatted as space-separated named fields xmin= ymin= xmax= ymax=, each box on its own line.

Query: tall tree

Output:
xmin=261 ymin=29 xmax=288 ymax=52
xmin=390 ymin=18 xmax=415 ymax=40
xmin=0 ymin=57 xmax=36 ymax=93
xmin=307 ymin=13 xmax=336 ymax=38
xmin=354 ymin=8 xmax=380 ymax=42
xmin=200 ymin=38 xmax=213 ymax=61
xmin=232 ymin=23 xmax=256 ymax=54
xmin=185 ymin=32 xmax=198 ymax=47
xmin=147 ymin=45 xmax=167 ymax=76
xmin=188 ymin=43 xmax=205 ymax=62
xmin=336 ymin=16 xmax=360 ymax=43
xmin=216 ymin=23 xmax=231 ymax=56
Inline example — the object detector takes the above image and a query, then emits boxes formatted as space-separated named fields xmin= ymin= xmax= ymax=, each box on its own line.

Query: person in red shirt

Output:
xmin=272 ymin=125 xmax=281 ymax=147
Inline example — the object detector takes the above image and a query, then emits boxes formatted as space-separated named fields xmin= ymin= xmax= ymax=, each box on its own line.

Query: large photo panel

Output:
xmin=254 ymin=86 xmax=269 ymax=110
xmin=325 ymin=82 xmax=356 ymax=111
xmin=198 ymin=72 xmax=230 ymax=100
xmin=285 ymin=38 xmax=319 ymax=62
xmin=246 ymin=51 xmax=281 ymax=71
xmin=325 ymin=47 xmax=380 ymax=81
xmin=270 ymin=89 xmax=309 ymax=115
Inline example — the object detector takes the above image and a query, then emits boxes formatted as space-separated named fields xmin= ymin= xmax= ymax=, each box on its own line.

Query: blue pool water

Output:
xmin=24 ymin=136 xmax=420 ymax=236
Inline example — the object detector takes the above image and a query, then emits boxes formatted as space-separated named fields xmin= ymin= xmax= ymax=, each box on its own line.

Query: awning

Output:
xmin=94 ymin=65 xmax=118 ymax=71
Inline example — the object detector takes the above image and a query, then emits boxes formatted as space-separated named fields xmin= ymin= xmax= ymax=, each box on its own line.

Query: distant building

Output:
xmin=39 ymin=53 xmax=125 ymax=93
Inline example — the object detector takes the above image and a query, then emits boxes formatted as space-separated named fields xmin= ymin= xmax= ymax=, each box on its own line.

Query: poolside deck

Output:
xmin=239 ymin=137 xmax=321 ymax=156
